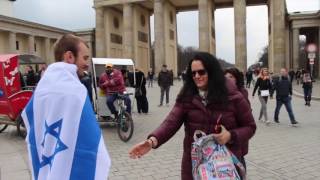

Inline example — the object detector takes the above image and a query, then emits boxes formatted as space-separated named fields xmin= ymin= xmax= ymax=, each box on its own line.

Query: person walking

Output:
xmin=129 ymin=52 xmax=256 ymax=180
xmin=225 ymin=67 xmax=250 ymax=104
xmin=295 ymin=69 xmax=302 ymax=85
xmin=147 ymin=68 xmax=154 ymax=88
xmin=288 ymin=69 xmax=295 ymax=83
xmin=24 ymin=65 xmax=36 ymax=86
xmin=80 ymin=71 xmax=93 ymax=104
xmin=158 ymin=65 xmax=172 ymax=106
xmin=272 ymin=68 xmax=298 ymax=125
xmin=252 ymin=68 xmax=273 ymax=124
xmin=245 ymin=70 xmax=253 ymax=88
xmin=135 ymin=68 xmax=148 ymax=114
xmin=302 ymin=69 xmax=313 ymax=106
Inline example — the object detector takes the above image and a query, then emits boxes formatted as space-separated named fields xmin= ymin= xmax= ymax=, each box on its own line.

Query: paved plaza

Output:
xmin=0 ymin=81 xmax=320 ymax=180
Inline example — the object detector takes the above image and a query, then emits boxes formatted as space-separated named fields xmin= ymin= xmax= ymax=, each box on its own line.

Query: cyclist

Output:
xmin=99 ymin=63 xmax=131 ymax=119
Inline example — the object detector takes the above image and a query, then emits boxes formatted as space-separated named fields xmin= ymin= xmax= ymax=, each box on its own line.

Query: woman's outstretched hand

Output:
xmin=129 ymin=140 xmax=152 ymax=159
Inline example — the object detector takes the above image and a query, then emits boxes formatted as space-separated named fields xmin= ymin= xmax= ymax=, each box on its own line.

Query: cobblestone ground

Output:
xmin=0 ymin=80 xmax=319 ymax=180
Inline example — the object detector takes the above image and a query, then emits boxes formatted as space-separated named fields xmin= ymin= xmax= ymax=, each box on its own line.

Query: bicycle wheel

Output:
xmin=16 ymin=115 xmax=27 ymax=138
xmin=117 ymin=111 xmax=134 ymax=142
xmin=0 ymin=124 xmax=8 ymax=133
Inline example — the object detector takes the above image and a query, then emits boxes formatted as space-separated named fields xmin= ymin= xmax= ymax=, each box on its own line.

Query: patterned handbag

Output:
xmin=191 ymin=130 xmax=246 ymax=180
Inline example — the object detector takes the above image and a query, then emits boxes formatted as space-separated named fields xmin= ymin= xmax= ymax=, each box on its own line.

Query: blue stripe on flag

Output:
xmin=70 ymin=95 xmax=101 ymax=180
xmin=25 ymin=96 xmax=41 ymax=179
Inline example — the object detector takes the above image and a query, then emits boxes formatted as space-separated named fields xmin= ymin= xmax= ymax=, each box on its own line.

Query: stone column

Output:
xmin=28 ymin=35 xmax=35 ymax=54
xmin=8 ymin=31 xmax=16 ymax=53
xmin=198 ymin=0 xmax=215 ymax=54
xmin=292 ymin=28 xmax=300 ymax=71
xmin=44 ymin=37 xmax=51 ymax=63
xmin=318 ymin=27 xmax=320 ymax=78
xmin=123 ymin=3 xmax=134 ymax=59
xmin=154 ymin=0 xmax=165 ymax=74
xmin=87 ymin=41 xmax=93 ymax=57
xmin=95 ymin=7 xmax=105 ymax=57
xmin=234 ymin=0 xmax=247 ymax=72
xmin=268 ymin=0 xmax=286 ymax=74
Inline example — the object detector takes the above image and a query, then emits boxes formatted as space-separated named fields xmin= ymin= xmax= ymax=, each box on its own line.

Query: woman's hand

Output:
xmin=129 ymin=138 xmax=156 ymax=159
xmin=212 ymin=125 xmax=231 ymax=145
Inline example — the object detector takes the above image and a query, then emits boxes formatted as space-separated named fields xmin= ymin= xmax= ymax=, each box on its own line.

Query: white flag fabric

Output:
xmin=22 ymin=62 xmax=111 ymax=180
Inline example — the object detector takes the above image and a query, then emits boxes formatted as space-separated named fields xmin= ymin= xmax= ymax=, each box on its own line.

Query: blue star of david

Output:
xmin=40 ymin=119 xmax=68 ymax=168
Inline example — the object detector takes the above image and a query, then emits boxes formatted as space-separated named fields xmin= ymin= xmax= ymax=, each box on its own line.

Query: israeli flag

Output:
xmin=22 ymin=62 xmax=111 ymax=180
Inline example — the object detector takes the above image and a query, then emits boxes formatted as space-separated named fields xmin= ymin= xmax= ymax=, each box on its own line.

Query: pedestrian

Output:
xmin=129 ymin=52 xmax=256 ymax=180
xmin=181 ymin=68 xmax=187 ymax=83
xmin=36 ymin=64 xmax=47 ymax=83
xmin=80 ymin=71 xmax=93 ymax=104
xmin=169 ymin=69 xmax=174 ymax=86
xmin=135 ymin=68 xmax=148 ymax=114
xmin=295 ymin=69 xmax=302 ymax=85
xmin=158 ymin=64 xmax=172 ymax=106
xmin=21 ymin=34 xmax=110 ymax=179
xmin=252 ymin=69 xmax=259 ymax=87
xmin=24 ymin=65 xmax=36 ymax=86
xmin=147 ymin=68 xmax=154 ymax=88
xmin=224 ymin=67 xmax=250 ymax=104
xmin=245 ymin=70 xmax=253 ymax=88
xmin=271 ymin=68 xmax=298 ymax=125
xmin=252 ymin=68 xmax=273 ymax=124
xmin=302 ymin=69 xmax=313 ymax=106
xmin=288 ymin=69 xmax=295 ymax=83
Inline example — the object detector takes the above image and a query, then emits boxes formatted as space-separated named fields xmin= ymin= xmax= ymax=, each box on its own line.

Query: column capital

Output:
xmin=154 ymin=0 xmax=165 ymax=3
xmin=123 ymin=2 xmax=133 ymax=7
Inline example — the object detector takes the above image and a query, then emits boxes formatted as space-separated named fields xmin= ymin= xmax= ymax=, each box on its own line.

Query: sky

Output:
xmin=12 ymin=0 xmax=320 ymax=66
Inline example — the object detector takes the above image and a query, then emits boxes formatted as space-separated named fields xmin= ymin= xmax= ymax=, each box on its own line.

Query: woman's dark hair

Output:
xmin=224 ymin=67 xmax=244 ymax=90
xmin=177 ymin=52 xmax=228 ymax=104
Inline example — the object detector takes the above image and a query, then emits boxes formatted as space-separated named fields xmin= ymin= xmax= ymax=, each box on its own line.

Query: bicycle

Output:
xmin=113 ymin=93 xmax=134 ymax=142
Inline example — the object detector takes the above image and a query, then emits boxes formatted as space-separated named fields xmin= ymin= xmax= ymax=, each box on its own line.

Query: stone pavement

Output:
xmin=0 ymin=80 xmax=320 ymax=180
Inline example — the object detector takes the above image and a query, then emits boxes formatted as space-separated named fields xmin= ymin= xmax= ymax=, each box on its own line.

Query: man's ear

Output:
xmin=63 ymin=51 xmax=75 ymax=64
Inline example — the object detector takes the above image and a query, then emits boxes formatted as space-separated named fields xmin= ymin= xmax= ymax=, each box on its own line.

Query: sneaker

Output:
xmin=291 ymin=121 xmax=299 ymax=125
xmin=274 ymin=119 xmax=280 ymax=123
xmin=158 ymin=104 xmax=163 ymax=107
xmin=265 ymin=120 xmax=271 ymax=125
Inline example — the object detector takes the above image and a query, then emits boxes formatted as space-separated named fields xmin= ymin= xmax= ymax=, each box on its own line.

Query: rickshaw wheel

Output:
xmin=0 ymin=124 xmax=8 ymax=133
xmin=16 ymin=115 xmax=27 ymax=138
xmin=117 ymin=112 xmax=134 ymax=142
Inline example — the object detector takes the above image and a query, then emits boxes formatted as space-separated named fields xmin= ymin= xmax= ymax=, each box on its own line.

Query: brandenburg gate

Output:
xmin=93 ymin=0 xmax=294 ymax=75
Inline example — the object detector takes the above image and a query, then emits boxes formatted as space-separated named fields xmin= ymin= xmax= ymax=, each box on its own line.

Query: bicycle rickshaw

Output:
xmin=92 ymin=58 xmax=136 ymax=142
xmin=0 ymin=54 xmax=46 ymax=137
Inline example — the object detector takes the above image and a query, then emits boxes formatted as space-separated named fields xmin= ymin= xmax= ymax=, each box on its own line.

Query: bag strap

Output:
xmin=231 ymin=153 xmax=247 ymax=180
xmin=193 ymin=130 xmax=206 ymax=141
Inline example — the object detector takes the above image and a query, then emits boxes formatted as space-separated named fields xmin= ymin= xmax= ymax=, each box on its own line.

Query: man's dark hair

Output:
xmin=162 ymin=64 xmax=167 ymax=68
xmin=54 ymin=34 xmax=87 ymax=62
xmin=177 ymin=52 xmax=228 ymax=105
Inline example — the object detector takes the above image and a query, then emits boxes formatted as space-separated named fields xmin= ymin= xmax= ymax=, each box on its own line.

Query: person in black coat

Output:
xmin=135 ymin=69 xmax=148 ymax=114
xmin=245 ymin=71 xmax=253 ymax=88
xmin=80 ymin=71 xmax=93 ymax=105
xmin=25 ymin=65 xmax=36 ymax=86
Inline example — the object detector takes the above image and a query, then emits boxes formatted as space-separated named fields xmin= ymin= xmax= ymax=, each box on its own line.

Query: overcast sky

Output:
xmin=13 ymin=0 xmax=320 ymax=66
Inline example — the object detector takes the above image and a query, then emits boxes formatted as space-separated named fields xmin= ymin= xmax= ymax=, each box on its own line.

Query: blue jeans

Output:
xmin=303 ymin=87 xmax=312 ymax=102
xmin=274 ymin=96 xmax=295 ymax=123
xmin=107 ymin=94 xmax=131 ymax=115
